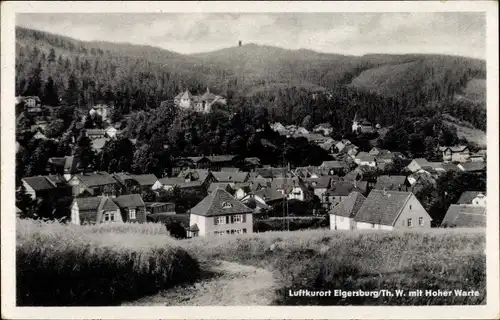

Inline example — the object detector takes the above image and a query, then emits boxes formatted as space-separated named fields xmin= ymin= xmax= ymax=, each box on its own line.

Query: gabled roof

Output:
xmin=130 ymin=174 xmax=158 ymax=186
xmin=22 ymin=176 xmax=57 ymax=191
xmin=459 ymin=162 xmax=486 ymax=172
xmin=206 ymin=155 xmax=237 ymax=163
xmin=303 ymin=177 xmax=331 ymax=189
xmin=409 ymin=158 xmax=429 ymax=167
xmin=374 ymin=175 xmax=408 ymax=191
xmin=211 ymin=171 xmax=249 ymax=183
xmin=74 ymin=196 xmax=119 ymax=212
xmin=439 ymin=145 xmax=469 ymax=152
xmin=113 ymin=194 xmax=145 ymax=208
xmin=253 ymin=188 xmax=285 ymax=203
xmin=330 ymin=191 xmax=366 ymax=218
xmin=354 ymin=190 xmax=415 ymax=226
xmin=457 ymin=191 xmax=486 ymax=204
xmin=191 ymin=188 xmax=253 ymax=217
xmin=356 ymin=152 xmax=377 ymax=162
xmin=440 ymin=204 xmax=486 ymax=228
xmin=178 ymin=169 xmax=210 ymax=182
xmin=74 ymin=172 xmax=118 ymax=187
xmin=327 ymin=181 xmax=367 ymax=197
xmin=320 ymin=160 xmax=348 ymax=169
xmin=256 ymin=167 xmax=287 ymax=179
xmin=208 ymin=182 xmax=232 ymax=193
xmin=244 ymin=157 xmax=261 ymax=165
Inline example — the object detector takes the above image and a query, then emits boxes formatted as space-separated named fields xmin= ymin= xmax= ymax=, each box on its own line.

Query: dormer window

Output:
xmin=221 ymin=202 xmax=233 ymax=209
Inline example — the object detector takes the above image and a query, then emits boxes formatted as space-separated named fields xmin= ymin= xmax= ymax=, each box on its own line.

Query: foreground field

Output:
xmin=181 ymin=228 xmax=486 ymax=305
xmin=16 ymin=219 xmax=199 ymax=306
xmin=17 ymin=220 xmax=486 ymax=306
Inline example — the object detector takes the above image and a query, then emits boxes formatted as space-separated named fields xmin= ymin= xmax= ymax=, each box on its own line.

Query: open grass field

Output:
xmin=181 ymin=228 xmax=486 ymax=305
xmin=16 ymin=219 xmax=486 ymax=306
xmin=16 ymin=219 xmax=200 ymax=306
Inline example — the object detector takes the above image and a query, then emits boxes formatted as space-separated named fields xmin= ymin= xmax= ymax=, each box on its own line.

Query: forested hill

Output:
xmin=15 ymin=26 xmax=486 ymax=129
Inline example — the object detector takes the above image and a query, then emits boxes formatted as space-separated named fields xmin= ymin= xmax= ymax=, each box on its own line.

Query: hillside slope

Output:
xmin=15 ymin=27 xmax=487 ymax=129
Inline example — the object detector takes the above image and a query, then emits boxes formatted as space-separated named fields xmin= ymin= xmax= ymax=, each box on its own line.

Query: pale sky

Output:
xmin=16 ymin=12 xmax=486 ymax=59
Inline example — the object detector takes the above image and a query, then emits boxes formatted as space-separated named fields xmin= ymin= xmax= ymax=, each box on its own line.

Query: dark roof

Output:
xmin=354 ymin=190 xmax=414 ymax=226
xmin=459 ymin=162 xmax=486 ymax=172
xmin=208 ymin=182 xmax=232 ymax=193
xmin=220 ymin=167 xmax=240 ymax=172
xmin=256 ymin=167 xmax=287 ymax=179
xmin=327 ymin=181 xmax=367 ymax=197
xmin=206 ymin=155 xmax=237 ymax=163
xmin=159 ymin=177 xmax=204 ymax=189
xmin=253 ymin=188 xmax=285 ymax=203
xmin=22 ymin=176 xmax=57 ymax=191
xmin=74 ymin=172 xmax=118 ymax=187
xmin=374 ymin=175 xmax=408 ymax=191
xmin=130 ymin=174 xmax=158 ymax=186
xmin=190 ymin=188 xmax=253 ymax=217
xmin=74 ymin=196 xmax=119 ymax=211
xmin=178 ymin=169 xmax=210 ymax=182
xmin=212 ymin=171 xmax=249 ymax=183
xmin=303 ymin=177 xmax=331 ymax=189
xmin=457 ymin=191 xmax=486 ymax=205
xmin=113 ymin=194 xmax=145 ymax=208
xmin=440 ymin=204 xmax=486 ymax=228
xmin=330 ymin=192 xmax=366 ymax=218
xmin=439 ymin=145 xmax=469 ymax=152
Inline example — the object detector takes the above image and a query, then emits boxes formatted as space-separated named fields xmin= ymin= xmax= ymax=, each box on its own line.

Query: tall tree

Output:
xmin=42 ymin=76 xmax=59 ymax=106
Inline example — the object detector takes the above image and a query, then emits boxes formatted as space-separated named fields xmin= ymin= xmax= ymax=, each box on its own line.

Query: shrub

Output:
xmin=16 ymin=219 xmax=199 ymax=306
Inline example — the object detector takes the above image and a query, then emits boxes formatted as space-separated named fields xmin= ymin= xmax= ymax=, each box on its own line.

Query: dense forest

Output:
xmin=15 ymin=27 xmax=487 ymax=131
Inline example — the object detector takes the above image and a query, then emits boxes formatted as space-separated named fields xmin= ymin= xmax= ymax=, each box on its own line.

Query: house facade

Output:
xmin=71 ymin=196 xmax=122 ymax=225
xmin=21 ymin=175 xmax=71 ymax=200
xmin=439 ymin=146 xmax=470 ymax=163
xmin=188 ymin=188 xmax=254 ymax=237
xmin=329 ymin=191 xmax=365 ymax=230
xmin=354 ymin=190 xmax=432 ymax=230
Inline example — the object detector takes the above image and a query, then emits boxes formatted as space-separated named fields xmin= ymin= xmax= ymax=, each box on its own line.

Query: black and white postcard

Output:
xmin=1 ymin=1 xmax=498 ymax=319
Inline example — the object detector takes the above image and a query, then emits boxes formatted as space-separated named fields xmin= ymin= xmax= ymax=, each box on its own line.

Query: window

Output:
xmin=103 ymin=212 xmax=116 ymax=222
xmin=419 ymin=217 xmax=424 ymax=226
xmin=407 ymin=218 xmax=413 ymax=227
xmin=214 ymin=231 xmax=225 ymax=236
xmin=232 ymin=214 xmax=243 ymax=223
xmin=221 ymin=202 xmax=233 ymax=209
xmin=214 ymin=216 xmax=226 ymax=225
xmin=243 ymin=229 xmax=247 ymax=234
xmin=409 ymin=205 xmax=412 ymax=210
xmin=129 ymin=208 xmax=136 ymax=220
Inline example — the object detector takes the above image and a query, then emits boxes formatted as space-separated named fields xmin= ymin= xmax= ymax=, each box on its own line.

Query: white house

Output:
xmin=188 ymin=188 xmax=254 ymax=237
xmin=105 ymin=126 xmax=118 ymax=138
xmin=329 ymin=191 xmax=365 ymax=230
xmin=457 ymin=191 xmax=486 ymax=207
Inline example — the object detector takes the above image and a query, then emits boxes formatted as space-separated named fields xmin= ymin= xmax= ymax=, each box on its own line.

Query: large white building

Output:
xmin=174 ymin=88 xmax=227 ymax=113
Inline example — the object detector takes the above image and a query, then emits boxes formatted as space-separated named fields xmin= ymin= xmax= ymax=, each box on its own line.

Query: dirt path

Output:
xmin=123 ymin=260 xmax=278 ymax=306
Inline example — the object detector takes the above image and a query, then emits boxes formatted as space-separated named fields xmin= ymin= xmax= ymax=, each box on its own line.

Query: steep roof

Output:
xmin=74 ymin=196 xmax=119 ymax=212
xmin=439 ymin=145 xmax=469 ymax=152
xmin=113 ymin=194 xmax=145 ymax=208
xmin=410 ymin=158 xmax=429 ymax=167
xmin=354 ymin=190 xmax=413 ymax=226
xmin=208 ymin=182 xmax=232 ymax=193
xmin=190 ymin=188 xmax=253 ymax=217
xmin=22 ymin=176 xmax=57 ymax=191
xmin=178 ymin=169 xmax=210 ymax=182
xmin=457 ymin=191 xmax=486 ymax=204
xmin=75 ymin=172 xmax=118 ymax=187
xmin=374 ymin=175 xmax=408 ymax=191
xmin=440 ymin=204 xmax=486 ymax=227
xmin=256 ymin=167 xmax=287 ymax=179
xmin=330 ymin=191 xmax=366 ymax=218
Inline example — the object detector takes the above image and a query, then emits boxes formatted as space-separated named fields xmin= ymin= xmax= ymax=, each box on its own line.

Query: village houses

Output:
xmin=187 ymin=188 xmax=254 ymax=237
xmin=439 ymin=146 xmax=470 ymax=162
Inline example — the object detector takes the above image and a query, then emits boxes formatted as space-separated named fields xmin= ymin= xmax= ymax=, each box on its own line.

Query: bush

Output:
xmin=16 ymin=219 xmax=200 ymax=306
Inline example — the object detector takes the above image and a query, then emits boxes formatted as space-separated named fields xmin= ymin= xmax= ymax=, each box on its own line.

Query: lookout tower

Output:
xmin=239 ymin=40 xmax=242 ymax=47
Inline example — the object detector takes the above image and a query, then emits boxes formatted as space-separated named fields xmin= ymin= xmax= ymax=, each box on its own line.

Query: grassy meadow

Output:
xmin=16 ymin=219 xmax=200 ymax=306
xmin=182 ymin=228 xmax=486 ymax=305
xmin=16 ymin=219 xmax=486 ymax=306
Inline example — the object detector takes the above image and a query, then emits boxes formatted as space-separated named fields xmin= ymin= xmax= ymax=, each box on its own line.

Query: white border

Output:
xmin=1 ymin=1 xmax=499 ymax=319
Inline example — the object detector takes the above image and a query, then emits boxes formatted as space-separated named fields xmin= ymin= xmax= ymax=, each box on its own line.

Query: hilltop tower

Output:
xmin=239 ymin=40 xmax=242 ymax=47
